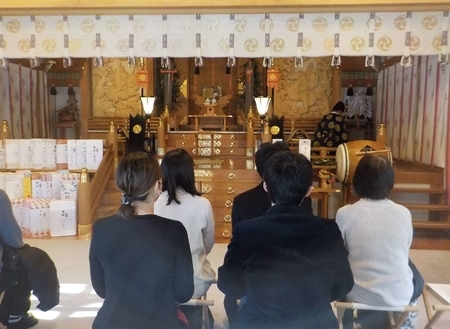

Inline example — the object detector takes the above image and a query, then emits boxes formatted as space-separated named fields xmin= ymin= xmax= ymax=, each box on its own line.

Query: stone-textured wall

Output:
xmin=92 ymin=58 xmax=141 ymax=117
xmin=274 ymin=57 xmax=332 ymax=119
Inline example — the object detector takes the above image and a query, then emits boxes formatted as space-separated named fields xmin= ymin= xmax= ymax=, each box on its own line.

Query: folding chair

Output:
xmin=181 ymin=295 xmax=215 ymax=329
xmin=334 ymin=301 xmax=419 ymax=329
xmin=422 ymin=283 xmax=450 ymax=329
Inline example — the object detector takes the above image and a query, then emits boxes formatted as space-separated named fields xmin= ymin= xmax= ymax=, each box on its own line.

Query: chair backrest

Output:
xmin=0 ymin=291 xmax=6 ymax=329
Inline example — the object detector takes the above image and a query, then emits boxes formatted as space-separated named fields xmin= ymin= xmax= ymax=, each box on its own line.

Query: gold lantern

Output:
xmin=267 ymin=68 xmax=280 ymax=90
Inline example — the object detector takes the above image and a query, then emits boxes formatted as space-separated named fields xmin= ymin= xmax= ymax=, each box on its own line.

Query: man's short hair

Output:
xmin=352 ymin=155 xmax=394 ymax=200
xmin=333 ymin=101 xmax=345 ymax=113
xmin=255 ymin=141 xmax=291 ymax=178
xmin=263 ymin=152 xmax=313 ymax=205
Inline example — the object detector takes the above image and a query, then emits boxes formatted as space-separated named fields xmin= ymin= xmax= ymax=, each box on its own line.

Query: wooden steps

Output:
xmin=391 ymin=187 xmax=446 ymax=194
xmin=93 ymin=174 xmax=120 ymax=222
xmin=413 ymin=221 xmax=450 ymax=229
xmin=344 ymin=161 xmax=450 ymax=230
xmin=406 ymin=204 xmax=450 ymax=211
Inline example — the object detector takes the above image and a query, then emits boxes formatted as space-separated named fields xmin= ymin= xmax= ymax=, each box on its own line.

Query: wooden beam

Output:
xmin=79 ymin=59 xmax=91 ymax=139
xmin=1 ymin=0 xmax=449 ymax=15
xmin=380 ymin=56 xmax=403 ymax=69
xmin=332 ymin=67 xmax=341 ymax=107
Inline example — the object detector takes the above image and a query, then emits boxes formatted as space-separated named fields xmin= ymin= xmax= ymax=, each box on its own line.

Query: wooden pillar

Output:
xmin=107 ymin=121 xmax=119 ymax=168
xmin=157 ymin=118 xmax=166 ymax=155
xmin=246 ymin=118 xmax=254 ymax=156
xmin=261 ymin=122 xmax=272 ymax=144
xmin=146 ymin=58 xmax=154 ymax=95
xmin=77 ymin=168 xmax=92 ymax=239
xmin=376 ymin=123 xmax=387 ymax=145
xmin=79 ymin=59 xmax=92 ymax=139
xmin=332 ymin=66 xmax=342 ymax=107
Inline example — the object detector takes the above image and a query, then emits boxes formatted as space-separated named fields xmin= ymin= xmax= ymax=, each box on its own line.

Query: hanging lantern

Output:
xmin=136 ymin=70 xmax=149 ymax=88
xmin=267 ymin=68 xmax=280 ymax=90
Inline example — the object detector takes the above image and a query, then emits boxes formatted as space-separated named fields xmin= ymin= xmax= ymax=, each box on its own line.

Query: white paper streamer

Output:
xmin=128 ymin=15 xmax=135 ymax=67
xmin=0 ymin=16 xmax=6 ymax=67
xmin=161 ymin=14 xmax=169 ymax=68
xmin=195 ymin=14 xmax=203 ymax=68
xmin=365 ymin=12 xmax=375 ymax=68
xmin=227 ymin=14 xmax=236 ymax=68
xmin=295 ymin=13 xmax=304 ymax=68
xmin=331 ymin=13 xmax=341 ymax=67
xmin=439 ymin=11 xmax=449 ymax=64
xmin=94 ymin=15 xmax=103 ymax=67
xmin=400 ymin=12 xmax=412 ymax=67
xmin=62 ymin=15 xmax=72 ymax=68
xmin=30 ymin=15 xmax=38 ymax=68
xmin=263 ymin=14 xmax=272 ymax=67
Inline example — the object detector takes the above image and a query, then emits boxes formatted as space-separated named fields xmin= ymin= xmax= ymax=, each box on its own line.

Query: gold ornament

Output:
xmin=270 ymin=125 xmax=280 ymax=135
xmin=132 ymin=124 xmax=142 ymax=134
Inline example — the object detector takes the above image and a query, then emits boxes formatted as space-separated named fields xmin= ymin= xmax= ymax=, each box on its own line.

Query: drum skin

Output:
xmin=335 ymin=140 xmax=392 ymax=183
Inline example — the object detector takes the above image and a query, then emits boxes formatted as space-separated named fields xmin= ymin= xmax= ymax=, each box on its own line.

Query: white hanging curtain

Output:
xmin=402 ymin=63 xmax=419 ymax=162
xmin=0 ymin=66 xmax=12 ymax=125
xmin=432 ymin=61 xmax=449 ymax=168
xmin=1 ymin=12 xmax=450 ymax=60
xmin=1 ymin=63 xmax=49 ymax=139
xmin=378 ymin=55 xmax=448 ymax=167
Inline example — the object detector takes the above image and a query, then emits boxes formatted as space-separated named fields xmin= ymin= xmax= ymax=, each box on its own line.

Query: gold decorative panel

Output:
xmin=92 ymin=58 xmax=141 ymax=117
xmin=198 ymin=140 xmax=212 ymax=147
xmin=201 ymin=183 xmax=213 ymax=194
xmin=194 ymin=170 xmax=213 ymax=178
xmin=274 ymin=57 xmax=333 ymax=119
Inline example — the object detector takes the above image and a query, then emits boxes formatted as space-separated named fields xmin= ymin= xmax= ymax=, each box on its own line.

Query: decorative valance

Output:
xmin=0 ymin=12 xmax=449 ymax=65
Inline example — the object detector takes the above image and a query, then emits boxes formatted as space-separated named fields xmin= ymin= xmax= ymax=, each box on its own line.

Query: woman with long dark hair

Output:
xmin=89 ymin=151 xmax=194 ymax=329
xmin=155 ymin=148 xmax=216 ymax=329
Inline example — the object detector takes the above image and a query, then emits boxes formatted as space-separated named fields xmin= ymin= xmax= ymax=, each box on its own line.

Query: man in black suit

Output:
xmin=218 ymin=152 xmax=353 ymax=329
xmin=231 ymin=142 xmax=312 ymax=231
xmin=224 ymin=142 xmax=313 ymax=328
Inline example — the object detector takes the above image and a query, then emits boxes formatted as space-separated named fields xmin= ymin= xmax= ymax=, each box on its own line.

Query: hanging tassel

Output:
xmin=226 ymin=56 xmax=235 ymax=74
xmin=195 ymin=65 xmax=200 ymax=75
xmin=50 ymin=84 xmax=57 ymax=96
xmin=400 ymin=55 xmax=412 ymax=67
xmin=366 ymin=84 xmax=373 ymax=96
xmin=365 ymin=55 xmax=374 ymax=68
xmin=67 ymin=83 xmax=74 ymax=96
xmin=347 ymin=84 xmax=354 ymax=96
xmin=294 ymin=56 xmax=304 ymax=68
xmin=63 ymin=57 xmax=73 ymax=68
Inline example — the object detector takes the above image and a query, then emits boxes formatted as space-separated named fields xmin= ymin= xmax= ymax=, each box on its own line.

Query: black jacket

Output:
xmin=89 ymin=214 xmax=194 ymax=329
xmin=219 ymin=203 xmax=353 ymax=329
xmin=16 ymin=244 xmax=60 ymax=311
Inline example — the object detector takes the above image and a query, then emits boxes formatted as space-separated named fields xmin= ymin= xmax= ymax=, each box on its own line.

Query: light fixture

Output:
xmin=140 ymin=96 xmax=156 ymax=116
xmin=140 ymin=96 xmax=156 ymax=154
xmin=254 ymin=96 xmax=271 ymax=117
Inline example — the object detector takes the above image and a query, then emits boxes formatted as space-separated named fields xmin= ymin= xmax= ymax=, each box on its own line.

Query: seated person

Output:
xmin=336 ymin=155 xmax=423 ymax=329
xmin=311 ymin=101 xmax=349 ymax=147
xmin=224 ymin=141 xmax=313 ymax=329
xmin=0 ymin=189 xmax=38 ymax=329
xmin=155 ymin=148 xmax=216 ymax=329
xmin=89 ymin=152 xmax=194 ymax=329
xmin=218 ymin=152 xmax=353 ymax=329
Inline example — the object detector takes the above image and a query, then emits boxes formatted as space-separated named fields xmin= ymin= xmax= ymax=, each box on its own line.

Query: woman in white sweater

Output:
xmin=155 ymin=148 xmax=215 ymax=329
xmin=336 ymin=155 xmax=423 ymax=329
